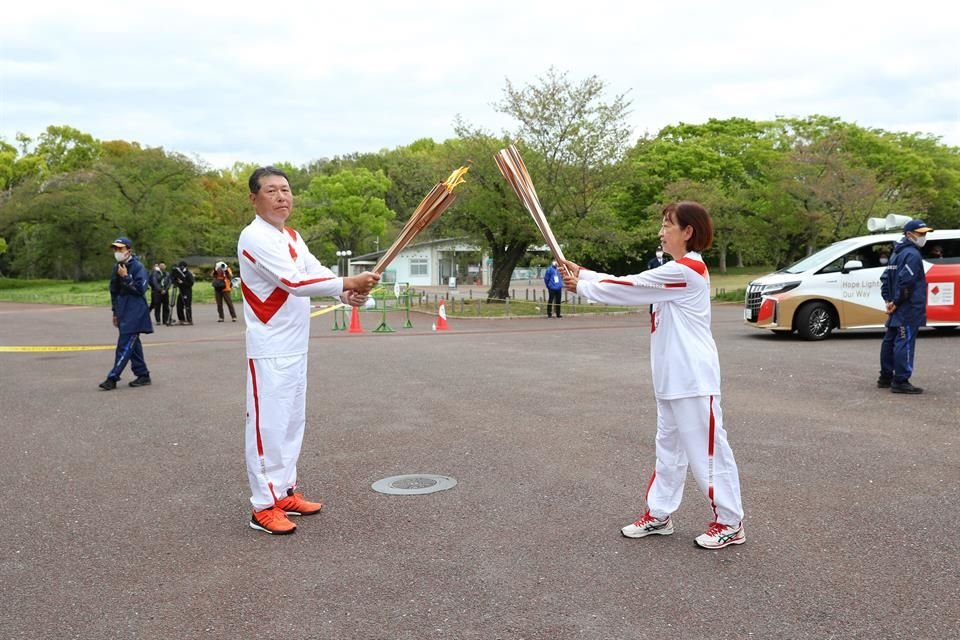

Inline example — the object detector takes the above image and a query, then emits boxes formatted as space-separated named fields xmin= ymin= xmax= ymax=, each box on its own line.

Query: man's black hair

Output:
xmin=248 ymin=166 xmax=290 ymax=194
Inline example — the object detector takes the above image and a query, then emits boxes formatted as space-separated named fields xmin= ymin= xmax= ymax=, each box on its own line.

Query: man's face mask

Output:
xmin=909 ymin=233 xmax=928 ymax=248
xmin=879 ymin=257 xmax=889 ymax=265
xmin=114 ymin=251 xmax=127 ymax=262
xmin=656 ymin=251 xmax=663 ymax=259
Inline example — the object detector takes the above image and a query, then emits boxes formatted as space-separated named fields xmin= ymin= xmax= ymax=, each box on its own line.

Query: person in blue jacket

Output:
xmin=878 ymin=219 xmax=933 ymax=394
xmin=99 ymin=237 xmax=154 ymax=390
xmin=544 ymin=260 xmax=564 ymax=318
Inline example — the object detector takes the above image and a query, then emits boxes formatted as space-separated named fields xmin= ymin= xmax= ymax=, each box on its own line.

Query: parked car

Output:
xmin=744 ymin=226 xmax=960 ymax=340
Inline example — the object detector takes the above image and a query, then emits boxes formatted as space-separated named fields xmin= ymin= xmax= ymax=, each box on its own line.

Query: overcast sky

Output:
xmin=3 ymin=0 xmax=958 ymax=170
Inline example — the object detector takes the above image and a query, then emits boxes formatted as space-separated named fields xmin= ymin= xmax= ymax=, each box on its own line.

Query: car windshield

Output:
xmin=781 ymin=239 xmax=864 ymax=274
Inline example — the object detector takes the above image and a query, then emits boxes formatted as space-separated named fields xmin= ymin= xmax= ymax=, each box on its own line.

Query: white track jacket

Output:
xmin=575 ymin=253 xmax=721 ymax=400
xmin=238 ymin=215 xmax=344 ymax=359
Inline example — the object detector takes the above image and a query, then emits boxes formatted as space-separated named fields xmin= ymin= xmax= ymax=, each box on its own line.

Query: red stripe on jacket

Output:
xmin=279 ymin=276 xmax=336 ymax=289
xmin=241 ymin=282 xmax=289 ymax=324
xmin=676 ymin=257 xmax=708 ymax=278
xmin=600 ymin=277 xmax=686 ymax=289
xmin=283 ymin=228 xmax=299 ymax=260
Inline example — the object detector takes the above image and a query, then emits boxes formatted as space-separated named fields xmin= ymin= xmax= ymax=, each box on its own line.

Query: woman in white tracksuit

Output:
xmin=562 ymin=201 xmax=744 ymax=550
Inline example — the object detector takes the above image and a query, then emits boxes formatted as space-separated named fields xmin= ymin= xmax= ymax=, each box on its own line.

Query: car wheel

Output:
xmin=796 ymin=302 xmax=834 ymax=340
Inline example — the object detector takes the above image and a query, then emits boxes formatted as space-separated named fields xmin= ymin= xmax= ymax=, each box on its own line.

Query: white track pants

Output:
xmin=645 ymin=395 xmax=743 ymax=526
xmin=245 ymin=355 xmax=308 ymax=511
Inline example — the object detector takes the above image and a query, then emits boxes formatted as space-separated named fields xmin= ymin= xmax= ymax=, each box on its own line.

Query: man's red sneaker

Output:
xmin=249 ymin=506 xmax=296 ymax=535
xmin=276 ymin=492 xmax=323 ymax=516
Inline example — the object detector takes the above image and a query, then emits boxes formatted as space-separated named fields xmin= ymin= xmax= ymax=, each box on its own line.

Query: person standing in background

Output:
xmin=211 ymin=261 xmax=238 ymax=322
xmin=149 ymin=261 xmax=172 ymax=326
xmin=879 ymin=219 xmax=933 ymax=394
xmin=647 ymin=246 xmax=668 ymax=271
xmin=171 ymin=261 xmax=194 ymax=325
xmin=645 ymin=246 xmax=669 ymax=315
xmin=543 ymin=260 xmax=564 ymax=318
xmin=99 ymin=237 xmax=153 ymax=390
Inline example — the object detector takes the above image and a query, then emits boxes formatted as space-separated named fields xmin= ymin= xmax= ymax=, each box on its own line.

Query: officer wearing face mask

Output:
xmin=878 ymin=219 xmax=933 ymax=394
xmin=647 ymin=246 xmax=668 ymax=271
xmin=99 ymin=237 xmax=153 ymax=390
xmin=646 ymin=246 xmax=670 ymax=315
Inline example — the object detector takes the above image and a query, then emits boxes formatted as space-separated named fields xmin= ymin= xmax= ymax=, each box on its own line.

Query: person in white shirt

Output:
xmin=562 ymin=201 xmax=744 ymax=550
xmin=238 ymin=166 xmax=380 ymax=535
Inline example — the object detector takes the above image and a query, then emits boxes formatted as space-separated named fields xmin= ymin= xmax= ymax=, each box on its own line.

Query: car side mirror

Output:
xmin=841 ymin=260 xmax=863 ymax=272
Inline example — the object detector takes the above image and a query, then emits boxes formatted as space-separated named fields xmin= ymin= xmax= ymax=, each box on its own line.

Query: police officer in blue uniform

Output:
xmin=879 ymin=219 xmax=933 ymax=394
xmin=99 ymin=237 xmax=154 ymax=390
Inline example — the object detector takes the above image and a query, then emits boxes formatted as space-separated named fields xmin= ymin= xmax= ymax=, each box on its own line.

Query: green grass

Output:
xmin=0 ymin=278 xmax=113 ymax=305
xmin=0 ymin=278 xmax=238 ymax=306
xmin=0 ymin=266 xmax=772 ymax=312
xmin=709 ymin=267 xmax=771 ymax=303
xmin=420 ymin=297 xmax=634 ymax=318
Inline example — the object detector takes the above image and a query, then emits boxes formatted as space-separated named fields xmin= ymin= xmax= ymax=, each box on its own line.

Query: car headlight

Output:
xmin=760 ymin=281 xmax=801 ymax=295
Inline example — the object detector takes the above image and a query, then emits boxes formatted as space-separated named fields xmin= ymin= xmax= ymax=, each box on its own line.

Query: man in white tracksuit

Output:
xmin=238 ymin=166 xmax=379 ymax=535
xmin=562 ymin=201 xmax=744 ymax=549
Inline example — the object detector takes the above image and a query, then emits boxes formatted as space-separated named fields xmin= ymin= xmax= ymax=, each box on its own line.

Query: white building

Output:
xmin=350 ymin=238 xmax=490 ymax=288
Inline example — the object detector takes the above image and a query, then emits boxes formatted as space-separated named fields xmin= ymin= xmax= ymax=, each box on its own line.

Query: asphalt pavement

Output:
xmin=1 ymin=301 xmax=957 ymax=640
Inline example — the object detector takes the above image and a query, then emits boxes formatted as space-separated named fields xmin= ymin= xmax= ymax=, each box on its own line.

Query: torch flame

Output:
xmin=443 ymin=165 xmax=470 ymax=192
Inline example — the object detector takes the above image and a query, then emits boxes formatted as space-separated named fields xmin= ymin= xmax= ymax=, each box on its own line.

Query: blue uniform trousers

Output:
xmin=879 ymin=325 xmax=918 ymax=383
xmin=107 ymin=332 xmax=149 ymax=381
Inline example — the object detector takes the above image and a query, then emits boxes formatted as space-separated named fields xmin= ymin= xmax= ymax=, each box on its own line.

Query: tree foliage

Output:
xmin=297 ymin=167 xmax=396 ymax=262
xmin=455 ymin=68 xmax=634 ymax=298
xmin=1 ymin=78 xmax=958 ymax=283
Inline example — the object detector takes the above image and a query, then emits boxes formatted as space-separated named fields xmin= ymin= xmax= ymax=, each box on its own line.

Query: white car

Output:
xmin=744 ymin=228 xmax=960 ymax=340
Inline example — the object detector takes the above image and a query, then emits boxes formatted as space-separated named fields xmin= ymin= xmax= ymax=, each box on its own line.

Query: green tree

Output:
xmin=435 ymin=132 xmax=538 ymax=299
xmin=297 ymin=168 xmax=396 ymax=263
xmin=34 ymin=125 xmax=102 ymax=176
xmin=0 ymin=236 xmax=7 ymax=276
xmin=457 ymin=69 xmax=633 ymax=298
xmin=95 ymin=140 xmax=204 ymax=262
xmin=617 ymin=118 xmax=781 ymax=271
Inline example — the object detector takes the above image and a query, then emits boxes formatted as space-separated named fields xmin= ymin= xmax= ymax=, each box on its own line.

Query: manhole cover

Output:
xmin=371 ymin=474 xmax=458 ymax=495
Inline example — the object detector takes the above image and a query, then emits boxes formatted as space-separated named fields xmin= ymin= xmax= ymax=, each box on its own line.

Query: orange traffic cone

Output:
xmin=435 ymin=299 xmax=450 ymax=331
xmin=348 ymin=306 xmax=364 ymax=333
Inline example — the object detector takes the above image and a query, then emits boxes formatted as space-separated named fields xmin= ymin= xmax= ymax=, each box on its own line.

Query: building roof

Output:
xmin=351 ymin=237 xmax=475 ymax=261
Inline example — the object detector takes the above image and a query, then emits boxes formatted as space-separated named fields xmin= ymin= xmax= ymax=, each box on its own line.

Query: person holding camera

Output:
xmin=149 ymin=261 xmax=172 ymax=326
xmin=171 ymin=261 xmax=194 ymax=325
xmin=211 ymin=261 xmax=237 ymax=322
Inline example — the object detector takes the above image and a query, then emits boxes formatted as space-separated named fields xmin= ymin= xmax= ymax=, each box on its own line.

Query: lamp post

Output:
xmin=335 ymin=250 xmax=352 ymax=277
xmin=333 ymin=250 xmax=353 ymax=330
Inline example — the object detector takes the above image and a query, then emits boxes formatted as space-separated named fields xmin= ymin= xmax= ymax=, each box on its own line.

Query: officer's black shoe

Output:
xmin=98 ymin=378 xmax=117 ymax=391
xmin=890 ymin=380 xmax=923 ymax=394
xmin=129 ymin=375 xmax=152 ymax=388
xmin=877 ymin=376 xmax=892 ymax=388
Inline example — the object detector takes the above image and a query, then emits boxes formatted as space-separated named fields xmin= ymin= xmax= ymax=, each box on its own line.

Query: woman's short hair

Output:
xmin=662 ymin=201 xmax=714 ymax=252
